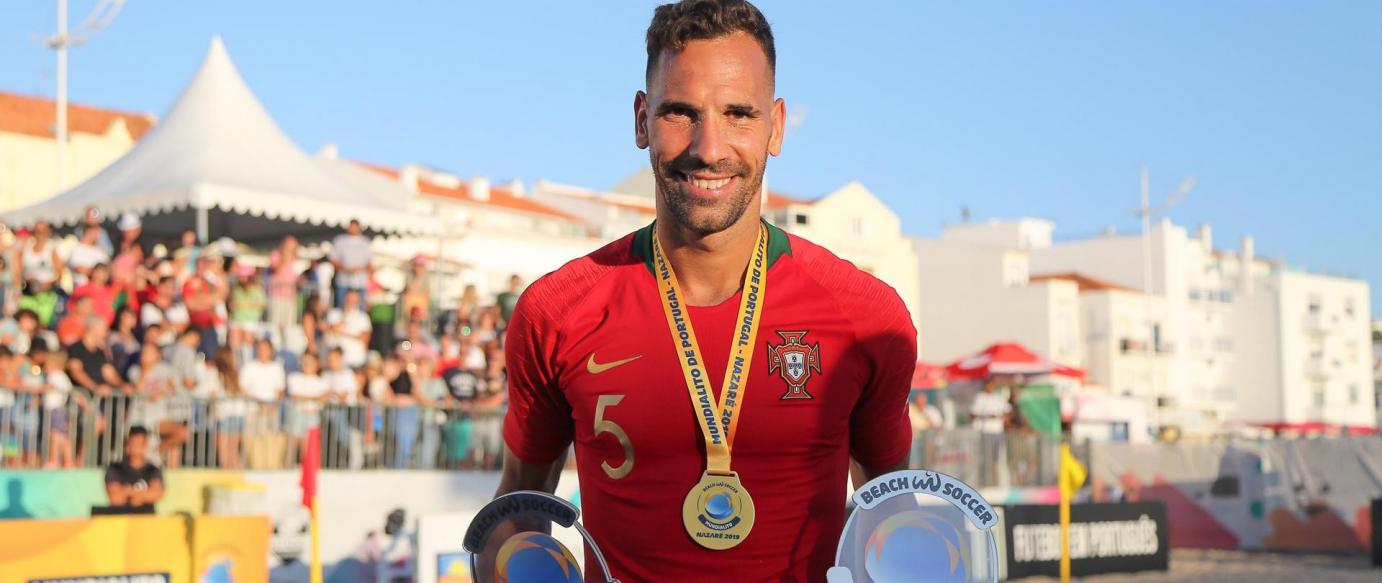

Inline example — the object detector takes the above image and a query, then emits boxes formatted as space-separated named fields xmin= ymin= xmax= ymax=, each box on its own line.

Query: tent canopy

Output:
xmin=945 ymin=341 xmax=1085 ymax=381
xmin=1 ymin=36 xmax=437 ymax=245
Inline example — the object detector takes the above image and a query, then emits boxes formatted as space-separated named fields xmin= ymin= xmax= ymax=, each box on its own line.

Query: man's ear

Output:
xmin=634 ymin=91 xmax=650 ymax=150
xmin=768 ymin=97 xmax=785 ymax=157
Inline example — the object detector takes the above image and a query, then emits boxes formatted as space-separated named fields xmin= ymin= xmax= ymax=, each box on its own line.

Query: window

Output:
xmin=1308 ymin=294 xmax=1322 ymax=315
xmin=1344 ymin=297 xmax=1355 ymax=318
xmin=794 ymin=213 xmax=809 ymax=226
xmin=849 ymin=216 xmax=866 ymax=236
xmin=1312 ymin=385 xmax=1326 ymax=407
xmin=1348 ymin=384 xmax=1360 ymax=405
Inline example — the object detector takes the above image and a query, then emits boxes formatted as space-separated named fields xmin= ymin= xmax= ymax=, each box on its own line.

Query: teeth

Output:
xmin=691 ymin=177 xmax=731 ymax=190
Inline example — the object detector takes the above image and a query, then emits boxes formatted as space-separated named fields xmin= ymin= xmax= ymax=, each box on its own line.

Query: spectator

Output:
xmin=495 ymin=274 xmax=523 ymax=324
xmin=71 ymin=263 xmax=118 ymax=326
xmin=323 ymin=347 xmax=359 ymax=404
xmin=7 ymin=309 xmax=56 ymax=356
xmin=287 ymin=352 xmax=328 ymax=459
xmin=140 ymin=277 xmax=189 ymax=345
xmin=266 ymin=235 xmax=300 ymax=338
xmin=116 ymin=213 xmax=142 ymax=254
xmin=328 ymin=219 xmax=371 ymax=309
xmin=325 ymin=289 xmax=370 ymax=369
xmin=239 ymin=338 xmax=285 ymax=403
xmin=17 ymin=221 xmax=64 ymax=327
xmin=970 ymin=379 xmax=1012 ymax=486
xmin=56 ymin=295 xmax=94 ymax=347
xmin=40 ymin=350 xmax=76 ymax=468
xmin=182 ymin=255 xmax=221 ymax=358
xmin=75 ymin=205 xmax=115 ymax=256
xmin=108 ymin=307 xmax=142 ymax=378
xmin=455 ymin=284 xmax=480 ymax=330
xmin=127 ymin=343 xmax=187 ymax=468
xmin=68 ymin=226 xmax=111 ymax=285
xmin=67 ymin=317 xmax=129 ymax=398
xmin=383 ymin=354 xmax=420 ymax=468
xmin=171 ymin=230 xmax=199 ymax=282
xmin=228 ymin=264 xmax=265 ymax=357
xmin=401 ymin=254 xmax=431 ymax=324
xmin=104 ymin=425 xmax=163 ymax=508
xmin=167 ymin=328 xmax=202 ymax=391
xmin=210 ymin=350 xmax=246 ymax=469
xmin=908 ymin=390 xmax=943 ymax=468
xmin=1005 ymin=388 xmax=1036 ymax=486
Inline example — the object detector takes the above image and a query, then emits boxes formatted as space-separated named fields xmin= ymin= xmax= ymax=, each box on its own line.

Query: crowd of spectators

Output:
xmin=0 ymin=206 xmax=517 ymax=471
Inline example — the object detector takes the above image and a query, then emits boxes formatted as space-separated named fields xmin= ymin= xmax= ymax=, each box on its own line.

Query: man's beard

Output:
xmin=652 ymin=154 xmax=764 ymax=236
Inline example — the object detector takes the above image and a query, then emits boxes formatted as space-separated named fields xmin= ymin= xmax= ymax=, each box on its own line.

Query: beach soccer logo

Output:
xmin=694 ymin=480 xmax=748 ymax=532
xmin=494 ymin=532 xmax=582 ymax=583
xmin=464 ymin=491 xmax=620 ymax=583
xmin=832 ymin=471 xmax=1001 ymax=583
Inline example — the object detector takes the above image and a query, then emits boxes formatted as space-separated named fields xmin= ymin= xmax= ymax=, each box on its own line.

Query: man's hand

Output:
xmin=476 ymin=447 xmax=568 ymax=577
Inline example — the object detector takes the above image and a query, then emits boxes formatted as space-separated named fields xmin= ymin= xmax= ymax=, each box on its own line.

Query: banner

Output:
xmin=193 ymin=515 xmax=271 ymax=583
xmin=1002 ymin=502 xmax=1168 ymax=578
xmin=0 ymin=516 xmax=189 ymax=583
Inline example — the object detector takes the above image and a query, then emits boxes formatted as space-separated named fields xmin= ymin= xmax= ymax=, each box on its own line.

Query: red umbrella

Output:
xmin=911 ymin=361 xmax=947 ymax=389
xmin=945 ymin=341 xmax=1085 ymax=381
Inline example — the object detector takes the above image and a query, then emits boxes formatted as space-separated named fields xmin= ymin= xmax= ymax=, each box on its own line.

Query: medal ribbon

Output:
xmin=653 ymin=224 xmax=768 ymax=476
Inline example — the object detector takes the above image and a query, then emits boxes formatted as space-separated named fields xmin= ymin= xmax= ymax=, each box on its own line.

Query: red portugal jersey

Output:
xmin=503 ymin=221 xmax=917 ymax=582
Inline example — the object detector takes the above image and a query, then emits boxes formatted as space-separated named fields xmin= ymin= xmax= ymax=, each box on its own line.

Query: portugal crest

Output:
xmin=767 ymin=330 xmax=821 ymax=400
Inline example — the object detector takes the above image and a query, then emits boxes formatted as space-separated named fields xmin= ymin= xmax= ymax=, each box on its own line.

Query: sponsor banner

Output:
xmin=193 ymin=515 xmax=271 ymax=583
xmin=0 ymin=516 xmax=190 ymax=583
xmin=1002 ymin=502 xmax=1168 ymax=578
xmin=28 ymin=575 xmax=169 ymax=583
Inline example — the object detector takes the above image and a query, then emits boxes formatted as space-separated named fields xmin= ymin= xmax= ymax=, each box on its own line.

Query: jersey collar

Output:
xmin=631 ymin=218 xmax=792 ymax=276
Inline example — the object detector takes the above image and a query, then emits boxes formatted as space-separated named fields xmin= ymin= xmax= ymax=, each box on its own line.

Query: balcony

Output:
xmin=1119 ymin=338 xmax=1174 ymax=356
xmin=1303 ymin=312 xmax=1343 ymax=334
xmin=1304 ymin=357 xmax=1331 ymax=380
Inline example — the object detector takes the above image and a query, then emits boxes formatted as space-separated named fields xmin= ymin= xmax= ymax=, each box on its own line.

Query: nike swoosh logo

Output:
xmin=587 ymin=353 xmax=642 ymax=374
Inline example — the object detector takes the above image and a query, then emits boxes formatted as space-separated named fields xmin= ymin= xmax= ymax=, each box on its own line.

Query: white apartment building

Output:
xmin=910 ymin=220 xmax=1082 ymax=369
xmin=1373 ymin=319 xmax=1382 ymax=429
xmin=1027 ymin=219 xmax=1374 ymax=434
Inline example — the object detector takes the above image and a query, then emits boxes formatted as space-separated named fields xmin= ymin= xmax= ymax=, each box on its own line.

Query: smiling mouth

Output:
xmin=677 ymin=172 xmax=737 ymax=194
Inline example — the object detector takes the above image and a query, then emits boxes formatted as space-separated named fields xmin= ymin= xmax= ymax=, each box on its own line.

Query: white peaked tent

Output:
xmin=2 ymin=36 xmax=438 ymax=244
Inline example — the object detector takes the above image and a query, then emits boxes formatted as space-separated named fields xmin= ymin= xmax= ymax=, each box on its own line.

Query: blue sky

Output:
xmin=3 ymin=1 xmax=1379 ymax=311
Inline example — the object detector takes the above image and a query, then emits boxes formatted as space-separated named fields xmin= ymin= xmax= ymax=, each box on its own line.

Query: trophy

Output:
xmin=463 ymin=491 xmax=619 ymax=583
xmin=829 ymin=470 xmax=1001 ymax=583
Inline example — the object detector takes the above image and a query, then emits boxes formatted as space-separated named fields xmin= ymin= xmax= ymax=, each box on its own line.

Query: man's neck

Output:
xmin=656 ymin=214 xmax=760 ymax=307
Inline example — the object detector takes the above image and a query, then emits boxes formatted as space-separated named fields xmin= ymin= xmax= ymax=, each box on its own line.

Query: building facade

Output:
xmin=0 ymin=91 xmax=154 ymax=212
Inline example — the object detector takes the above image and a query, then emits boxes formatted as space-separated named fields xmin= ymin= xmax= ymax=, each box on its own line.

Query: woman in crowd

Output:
xmin=210 ymin=350 xmax=246 ymax=469
xmin=228 ymin=264 xmax=266 ymax=359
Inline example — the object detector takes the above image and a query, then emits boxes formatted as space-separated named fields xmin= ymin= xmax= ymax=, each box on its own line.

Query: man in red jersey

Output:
xmin=496 ymin=1 xmax=917 ymax=581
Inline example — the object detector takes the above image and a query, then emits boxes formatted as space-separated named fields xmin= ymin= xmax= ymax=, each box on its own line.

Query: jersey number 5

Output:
xmin=594 ymin=394 xmax=634 ymax=479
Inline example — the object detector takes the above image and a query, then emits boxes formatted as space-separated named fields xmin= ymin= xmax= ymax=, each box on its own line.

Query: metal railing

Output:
xmin=0 ymin=392 xmax=505 ymax=471
xmin=909 ymin=428 xmax=1089 ymax=489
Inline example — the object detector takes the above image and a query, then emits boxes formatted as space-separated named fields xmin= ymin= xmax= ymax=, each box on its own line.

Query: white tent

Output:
xmin=2 ymin=36 xmax=438 ymax=244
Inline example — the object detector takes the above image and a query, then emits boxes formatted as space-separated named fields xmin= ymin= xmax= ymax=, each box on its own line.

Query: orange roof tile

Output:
xmin=764 ymin=190 xmax=809 ymax=210
xmin=0 ymin=91 xmax=155 ymax=141
xmin=350 ymin=160 xmax=580 ymax=222
xmin=1030 ymin=272 xmax=1136 ymax=293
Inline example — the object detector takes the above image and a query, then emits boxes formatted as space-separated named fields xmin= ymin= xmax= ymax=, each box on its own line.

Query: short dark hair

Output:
xmin=127 ymin=425 xmax=149 ymax=440
xmin=645 ymin=0 xmax=775 ymax=84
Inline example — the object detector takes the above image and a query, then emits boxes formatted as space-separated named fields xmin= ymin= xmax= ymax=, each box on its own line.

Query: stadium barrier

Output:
xmin=0 ymin=394 xmax=505 ymax=471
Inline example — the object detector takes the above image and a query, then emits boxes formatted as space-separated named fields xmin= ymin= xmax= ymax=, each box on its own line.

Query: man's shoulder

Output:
xmin=782 ymin=233 xmax=911 ymax=323
xmin=513 ymin=231 xmax=642 ymax=329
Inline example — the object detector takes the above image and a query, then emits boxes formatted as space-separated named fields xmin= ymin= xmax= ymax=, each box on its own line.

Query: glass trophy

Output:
xmin=463 ymin=491 xmax=619 ymax=583
xmin=830 ymin=470 xmax=1001 ymax=583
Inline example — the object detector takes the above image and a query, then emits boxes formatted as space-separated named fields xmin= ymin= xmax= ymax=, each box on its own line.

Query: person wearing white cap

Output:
xmin=117 ymin=213 xmax=142 ymax=253
xmin=75 ymin=205 xmax=114 ymax=256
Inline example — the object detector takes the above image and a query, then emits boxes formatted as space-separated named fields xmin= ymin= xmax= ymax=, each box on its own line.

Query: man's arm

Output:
xmin=106 ymin=482 xmax=129 ymax=505
xmin=496 ymin=446 xmax=566 ymax=496
xmin=131 ymin=478 xmax=165 ymax=506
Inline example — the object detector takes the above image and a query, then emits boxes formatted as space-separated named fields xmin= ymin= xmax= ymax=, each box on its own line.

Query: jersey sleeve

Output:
xmin=846 ymin=281 xmax=918 ymax=471
xmin=501 ymin=288 xmax=575 ymax=465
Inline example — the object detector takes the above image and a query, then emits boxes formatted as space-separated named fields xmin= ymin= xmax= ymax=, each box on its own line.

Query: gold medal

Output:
xmin=681 ymin=470 xmax=756 ymax=550
xmin=652 ymin=223 xmax=769 ymax=550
